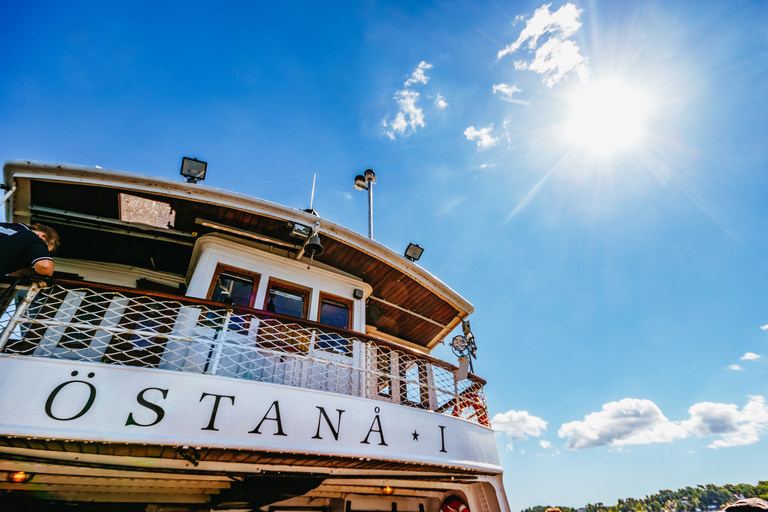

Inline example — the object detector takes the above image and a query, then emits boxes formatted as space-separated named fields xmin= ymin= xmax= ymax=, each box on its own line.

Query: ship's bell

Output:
xmin=305 ymin=234 xmax=324 ymax=257
xmin=304 ymin=233 xmax=324 ymax=270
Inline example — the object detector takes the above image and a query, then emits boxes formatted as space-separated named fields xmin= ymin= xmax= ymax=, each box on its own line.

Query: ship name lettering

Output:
xmin=126 ymin=387 xmax=168 ymax=427
xmin=438 ymin=425 xmax=447 ymax=453
xmin=199 ymin=392 xmax=235 ymax=431
xmin=312 ymin=406 xmax=344 ymax=441
xmin=360 ymin=410 xmax=387 ymax=446
xmin=44 ymin=378 xmax=97 ymax=422
xmin=249 ymin=400 xmax=287 ymax=436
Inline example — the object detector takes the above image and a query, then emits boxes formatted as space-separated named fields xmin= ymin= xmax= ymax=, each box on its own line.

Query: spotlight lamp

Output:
xmin=404 ymin=243 xmax=424 ymax=261
xmin=353 ymin=168 xmax=377 ymax=239
xmin=354 ymin=174 xmax=368 ymax=191
xmin=180 ymin=157 xmax=208 ymax=183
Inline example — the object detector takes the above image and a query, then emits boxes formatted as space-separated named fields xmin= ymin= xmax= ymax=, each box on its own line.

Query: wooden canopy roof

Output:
xmin=4 ymin=160 xmax=473 ymax=350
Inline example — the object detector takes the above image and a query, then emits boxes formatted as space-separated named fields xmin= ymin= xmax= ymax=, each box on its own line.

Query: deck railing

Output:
xmin=0 ymin=280 xmax=489 ymax=426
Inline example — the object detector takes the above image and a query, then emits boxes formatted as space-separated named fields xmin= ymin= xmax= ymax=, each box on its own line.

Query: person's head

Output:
xmin=29 ymin=223 xmax=60 ymax=254
xmin=724 ymin=499 xmax=768 ymax=512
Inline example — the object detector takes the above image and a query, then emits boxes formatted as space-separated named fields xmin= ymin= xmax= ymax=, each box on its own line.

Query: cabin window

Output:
xmin=316 ymin=293 xmax=352 ymax=354
xmin=318 ymin=294 xmax=352 ymax=329
xmin=118 ymin=193 xmax=176 ymax=229
xmin=207 ymin=264 xmax=261 ymax=308
xmin=264 ymin=280 xmax=309 ymax=319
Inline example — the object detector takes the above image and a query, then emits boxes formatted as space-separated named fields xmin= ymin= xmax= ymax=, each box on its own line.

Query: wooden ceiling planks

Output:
xmin=28 ymin=180 xmax=463 ymax=348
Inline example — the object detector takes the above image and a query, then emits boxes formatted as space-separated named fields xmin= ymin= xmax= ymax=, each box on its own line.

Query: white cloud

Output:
xmin=493 ymin=84 xmax=531 ymax=106
xmin=464 ymin=124 xmax=498 ymax=150
xmin=682 ymin=396 xmax=768 ymax=449
xmin=492 ymin=409 xmax=547 ymax=448
xmin=760 ymin=324 xmax=768 ymax=330
xmin=404 ymin=61 xmax=433 ymax=87
xmin=558 ymin=398 xmax=688 ymax=450
xmin=493 ymin=83 xmax=522 ymax=97
xmin=539 ymin=440 xmax=553 ymax=449
xmin=726 ymin=364 xmax=744 ymax=371
xmin=435 ymin=94 xmax=448 ymax=109
xmin=741 ymin=352 xmax=761 ymax=361
xmin=498 ymin=3 xmax=588 ymax=87
xmin=382 ymin=61 xmax=437 ymax=140
xmin=383 ymin=90 xmax=425 ymax=140
xmin=558 ymin=396 xmax=768 ymax=451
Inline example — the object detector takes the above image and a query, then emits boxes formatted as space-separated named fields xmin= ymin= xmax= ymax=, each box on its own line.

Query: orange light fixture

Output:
xmin=7 ymin=471 xmax=33 ymax=483
xmin=381 ymin=485 xmax=395 ymax=495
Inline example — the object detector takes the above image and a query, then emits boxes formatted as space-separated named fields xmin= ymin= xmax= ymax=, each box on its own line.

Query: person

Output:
xmin=723 ymin=499 xmax=768 ymax=512
xmin=0 ymin=222 xmax=59 ymax=276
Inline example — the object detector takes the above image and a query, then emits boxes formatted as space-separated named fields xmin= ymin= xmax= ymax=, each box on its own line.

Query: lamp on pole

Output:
xmin=353 ymin=169 xmax=376 ymax=239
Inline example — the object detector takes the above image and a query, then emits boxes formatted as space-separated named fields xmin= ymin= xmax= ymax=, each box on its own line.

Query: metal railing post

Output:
xmin=0 ymin=283 xmax=41 ymax=352
xmin=208 ymin=309 xmax=233 ymax=375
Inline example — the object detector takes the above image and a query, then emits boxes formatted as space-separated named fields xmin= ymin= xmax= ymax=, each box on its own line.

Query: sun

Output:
xmin=565 ymin=81 xmax=649 ymax=154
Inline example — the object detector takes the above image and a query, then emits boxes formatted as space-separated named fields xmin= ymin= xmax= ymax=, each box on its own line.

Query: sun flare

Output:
xmin=565 ymin=81 xmax=648 ymax=154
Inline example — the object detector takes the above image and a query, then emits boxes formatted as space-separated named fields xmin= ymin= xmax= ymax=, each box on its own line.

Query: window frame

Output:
xmin=263 ymin=278 xmax=310 ymax=319
xmin=206 ymin=263 xmax=261 ymax=309
xmin=316 ymin=292 xmax=353 ymax=330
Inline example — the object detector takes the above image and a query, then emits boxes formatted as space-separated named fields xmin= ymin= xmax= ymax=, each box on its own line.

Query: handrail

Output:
xmin=8 ymin=276 xmax=486 ymax=385
xmin=0 ymin=280 xmax=490 ymax=426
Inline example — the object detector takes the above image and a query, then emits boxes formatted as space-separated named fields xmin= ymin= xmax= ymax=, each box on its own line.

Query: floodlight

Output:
xmin=354 ymin=169 xmax=377 ymax=238
xmin=180 ymin=157 xmax=207 ymax=183
xmin=354 ymin=174 xmax=367 ymax=191
xmin=404 ymin=243 xmax=423 ymax=261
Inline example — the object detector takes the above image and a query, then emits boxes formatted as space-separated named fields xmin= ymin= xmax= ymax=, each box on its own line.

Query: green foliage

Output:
xmin=521 ymin=481 xmax=766 ymax=512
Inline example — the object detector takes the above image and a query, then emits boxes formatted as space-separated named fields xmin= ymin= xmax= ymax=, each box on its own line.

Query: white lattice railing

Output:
xmin=0 ymin=280 xmax=489 ymax=426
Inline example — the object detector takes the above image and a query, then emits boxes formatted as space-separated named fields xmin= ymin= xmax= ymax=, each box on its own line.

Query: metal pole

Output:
xmin=0 ymin=282 xmax=40 ymax=351
xmin=0 ymin=185 xmax=16 ymax=209
xmin=367 ymin=178 xmax=374 ymax=239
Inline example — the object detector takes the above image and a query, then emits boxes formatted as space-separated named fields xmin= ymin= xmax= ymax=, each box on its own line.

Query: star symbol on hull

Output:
xmin=412 ymin=431 xmax=419 ymax=440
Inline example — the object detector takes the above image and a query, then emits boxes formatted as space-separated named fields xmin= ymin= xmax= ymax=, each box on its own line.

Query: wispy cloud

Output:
xmin=726 ymin=364 xmax=744 ymax=371
xmin=492 ymin=409 xmax=547 ymax=449
xmin=435 ymin=93 xmax=448 ymax=110
xmin=683 ymin=396 xmax=768 ymax=449
xmin=558 ymin=396 xmax=768 ymax=450
xmin=558 ymin=398 xmax=688 ymax=450
xmin=539 ymin=440 xmax=553 ymax=449
xmin=498 ymin=3 xmax=588 ymax=87
xmin=404 ymin=61 xmax=432 ymax=87
xmin=464 ymin=124 xmax=498 ymax=150
xmin=383 ymin=61 xmax=436 ymax=140
xmin=741 ymin=352 xmax=761 ymax=361
xmin=761 ymin=324 xmax=768 ymax=330
xmin=493 ymin=83 xmax=531 ymax=105
xmin=493 ymin=83 xmax=522 ymax=97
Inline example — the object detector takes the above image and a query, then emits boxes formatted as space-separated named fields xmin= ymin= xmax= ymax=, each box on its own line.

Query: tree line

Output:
xmin=522 ymin=481 xmax=768 ymax=512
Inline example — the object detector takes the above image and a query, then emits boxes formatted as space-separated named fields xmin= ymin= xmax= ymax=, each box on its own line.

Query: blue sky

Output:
xmin=2 ymin=1 xmax=767 ymax=510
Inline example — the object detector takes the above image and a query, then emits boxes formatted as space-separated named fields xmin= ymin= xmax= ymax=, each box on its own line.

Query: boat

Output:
xmin=0 ymin=159 xmax=510 ymax=512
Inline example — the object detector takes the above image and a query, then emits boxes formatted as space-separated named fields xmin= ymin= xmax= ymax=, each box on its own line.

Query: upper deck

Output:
xmin=0 ymin=160 xmax=496 ymax=477
xmin=4 ymin=160 xmax=473 ymax=351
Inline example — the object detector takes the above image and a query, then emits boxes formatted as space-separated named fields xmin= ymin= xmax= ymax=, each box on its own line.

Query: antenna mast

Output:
xmin=309 ymin=174 xmax=316 ymax=211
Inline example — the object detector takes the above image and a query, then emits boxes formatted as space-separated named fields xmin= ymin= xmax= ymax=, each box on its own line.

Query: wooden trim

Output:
xmin=263 ymin=278 xmax=311 ymax=319
xmin=206 ymin=263 xmax=261 ymax=308
xmin=317 ymin=292 xmax=353 ymax=330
